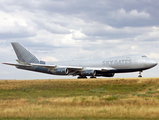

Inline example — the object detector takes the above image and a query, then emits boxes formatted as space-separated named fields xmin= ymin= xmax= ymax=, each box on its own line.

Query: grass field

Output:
xmin=1 ymin=78 xmax=159 ymax=120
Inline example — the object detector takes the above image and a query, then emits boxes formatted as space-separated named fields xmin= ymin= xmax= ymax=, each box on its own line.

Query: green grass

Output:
xmin=0 ymin=78 xmax=153 ymax=99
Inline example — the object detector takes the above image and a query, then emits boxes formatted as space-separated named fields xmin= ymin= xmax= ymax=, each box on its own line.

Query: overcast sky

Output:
xmin=0 ymin=0 xmax=159 ymax=79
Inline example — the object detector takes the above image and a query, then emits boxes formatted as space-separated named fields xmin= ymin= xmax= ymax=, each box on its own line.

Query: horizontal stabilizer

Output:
xmin=2 ymin=63 xmax=31 ymax=67
xmin=3 ymin=62 xmax=57 ymax=68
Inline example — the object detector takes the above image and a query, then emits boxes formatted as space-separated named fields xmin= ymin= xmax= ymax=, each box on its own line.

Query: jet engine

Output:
xmin=52 ymin=68 xmax=69 ymax=75
xmin=81 ymin=70 xmax=96 ymax=76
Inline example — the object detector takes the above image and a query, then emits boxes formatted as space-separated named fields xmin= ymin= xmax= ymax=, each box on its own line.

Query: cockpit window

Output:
xmin=142 ymin=55 xmax=147 ymax=57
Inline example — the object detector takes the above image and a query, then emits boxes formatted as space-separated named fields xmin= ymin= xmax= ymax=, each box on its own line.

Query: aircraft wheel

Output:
xmin=90 ymin=76 xmax=96 ymax=78
xmin=77 ymin=76 xmax=87 ymax=79
xmin=83 ymin=76 xmax=87 ymax=79
xmin=77 ymin=76 xmax=81 ymax=79
xmin=138 ymin=75 xmax=142 ymax=78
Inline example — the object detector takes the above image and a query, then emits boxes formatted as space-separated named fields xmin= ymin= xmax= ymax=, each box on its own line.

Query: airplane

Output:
xmin=3 ymin=42 xmax=158 ymax=79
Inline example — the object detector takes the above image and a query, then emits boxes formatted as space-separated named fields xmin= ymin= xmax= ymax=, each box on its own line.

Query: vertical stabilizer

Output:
xmin=11 ymin=42 xmax=39 ymax=63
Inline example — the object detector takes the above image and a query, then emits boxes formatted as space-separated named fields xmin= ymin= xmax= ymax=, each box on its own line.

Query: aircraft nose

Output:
xmin=145 ymin=59 xmax=158 ymax=68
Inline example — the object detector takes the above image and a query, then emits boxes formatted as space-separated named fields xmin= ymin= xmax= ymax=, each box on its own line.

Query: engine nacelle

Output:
xmin=103 ymin=73 xmax=115 ymax=77
xmin=81 ymin=70 xmax=96 ymax=76
xmin=52 ymin=68 xmax=69 ymax=75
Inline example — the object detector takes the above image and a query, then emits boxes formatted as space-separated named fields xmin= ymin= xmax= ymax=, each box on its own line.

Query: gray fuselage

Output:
xmin=47 ymin=54 xmax=157 ymax=72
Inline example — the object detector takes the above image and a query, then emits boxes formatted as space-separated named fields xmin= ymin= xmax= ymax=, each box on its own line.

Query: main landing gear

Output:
xmin=138 ymin=71 xmax=142 ymax=78
xmin=77 ymin=76 xmax=87 ymax=79
xmin=77 ymin=76 xmax=97 ymax=79
xmin=90 ymin=76 xmax=96 ymax=78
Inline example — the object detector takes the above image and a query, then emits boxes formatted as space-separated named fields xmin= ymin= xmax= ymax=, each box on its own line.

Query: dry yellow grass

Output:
xmin=1 ymin=78 xmax=159 ymax=119
xmin=0 ymin=97 xmax=159 ymax=119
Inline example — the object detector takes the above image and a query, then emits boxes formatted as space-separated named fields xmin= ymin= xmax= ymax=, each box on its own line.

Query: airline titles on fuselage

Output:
xmin=103 ymin=59 xmax=132 ymax=66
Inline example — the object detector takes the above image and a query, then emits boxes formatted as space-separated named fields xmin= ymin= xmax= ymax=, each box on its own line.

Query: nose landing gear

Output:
xmin=138 ymin=71 xmax=142 ymax=77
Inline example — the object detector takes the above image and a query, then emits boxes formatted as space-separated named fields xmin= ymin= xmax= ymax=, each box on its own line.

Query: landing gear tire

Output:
xmin=90 ymin=76 xmax=96 ymax=78
xmin=77 ymin=76 xmax=87 ymax=79
xmin=138 ymin=75 xmax=142 ymax=78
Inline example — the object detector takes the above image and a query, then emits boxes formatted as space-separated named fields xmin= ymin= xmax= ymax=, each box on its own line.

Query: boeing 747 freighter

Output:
xmin=3 ymin=43 xmax=158 ymax=78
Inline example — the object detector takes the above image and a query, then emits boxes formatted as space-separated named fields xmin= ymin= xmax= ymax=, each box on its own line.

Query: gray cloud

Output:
xmin=0 ymin=0 xmax=158 ymax=44
xmin=1 ymin=0 xmax=159 ymax=28
xmin=34 ymin=20 xmax=70 ymax=34
xmin=0 ymin=0 xmax=159 ymax=79
xmin=0 ymin=27 xmax=36 ymax=39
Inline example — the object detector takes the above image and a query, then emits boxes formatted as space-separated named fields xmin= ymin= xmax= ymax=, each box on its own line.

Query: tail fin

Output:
xmin=11 ymin=42 xmax=40 ymax=64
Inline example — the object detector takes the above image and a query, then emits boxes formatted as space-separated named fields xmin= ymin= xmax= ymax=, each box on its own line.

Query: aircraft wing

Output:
xmin=30 ymin=64 xmax=83 ymax=74
xmin=3 ymin=62 xmax=116 ymax=76
xmin=30 ymin=63 xmax=115 ymax=71
xmin=3 ymin=62 xmax=115 ymax=71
